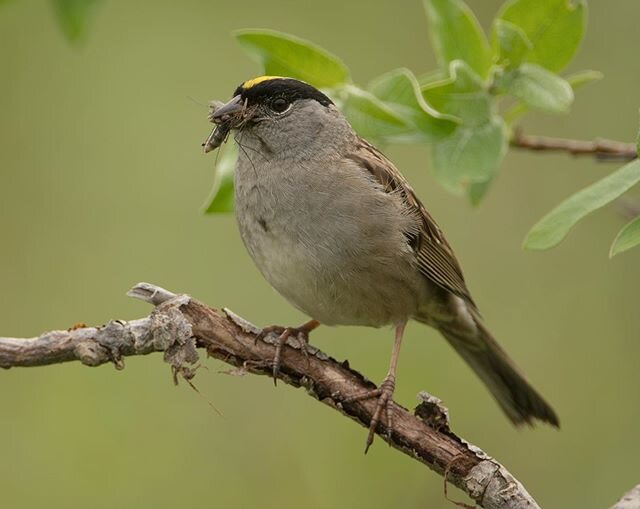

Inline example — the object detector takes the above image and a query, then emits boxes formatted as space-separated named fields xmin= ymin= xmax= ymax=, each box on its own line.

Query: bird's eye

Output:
xmin=271 ymin=97 xmax=290 ymax=113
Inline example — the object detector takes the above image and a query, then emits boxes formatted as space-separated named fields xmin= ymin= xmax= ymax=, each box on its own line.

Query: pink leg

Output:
xmin=343 ymin=321 xmax=407 ymax=453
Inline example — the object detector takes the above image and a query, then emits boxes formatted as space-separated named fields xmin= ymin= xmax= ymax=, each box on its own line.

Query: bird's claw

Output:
xmin=342 ymin=375 xmax=396 ymax=453
xmin=256 ymin=323 xmax=315 ymax=384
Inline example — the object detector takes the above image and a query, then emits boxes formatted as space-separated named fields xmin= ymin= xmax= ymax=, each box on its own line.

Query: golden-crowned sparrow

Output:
xmin=204 ymin=76 xmax=559 ymax=450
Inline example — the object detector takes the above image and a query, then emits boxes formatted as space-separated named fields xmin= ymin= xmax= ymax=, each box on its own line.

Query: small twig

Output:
xmin=511 ymin=130 xmax=637 ymax=161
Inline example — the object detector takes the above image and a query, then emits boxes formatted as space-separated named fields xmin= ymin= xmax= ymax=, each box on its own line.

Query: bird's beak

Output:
xmin=212 ymin=95 xmax=244 ymax=123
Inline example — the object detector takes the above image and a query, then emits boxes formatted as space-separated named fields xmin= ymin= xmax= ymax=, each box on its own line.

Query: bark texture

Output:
xmin=6 ymin=282 xmax=630 ymax=509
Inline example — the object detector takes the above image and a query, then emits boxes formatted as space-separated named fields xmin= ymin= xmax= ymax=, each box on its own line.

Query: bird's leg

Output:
xmin=257 ymin=319 xmax=320 ymax=383
xmin=342 ymin=321 xmax=406 ymax=453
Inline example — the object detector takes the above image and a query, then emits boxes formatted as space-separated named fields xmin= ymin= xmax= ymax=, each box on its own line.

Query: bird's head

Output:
xmin=203 ymin=76 xmax=349 ymax=156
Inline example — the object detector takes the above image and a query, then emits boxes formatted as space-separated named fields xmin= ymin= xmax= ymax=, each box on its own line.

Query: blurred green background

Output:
xmin=1 ymin=1 xmax=639 ymax=508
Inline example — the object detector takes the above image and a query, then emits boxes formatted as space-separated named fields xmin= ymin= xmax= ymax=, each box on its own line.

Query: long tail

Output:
xmin=427 ymin=313 xmax=559 ymax=427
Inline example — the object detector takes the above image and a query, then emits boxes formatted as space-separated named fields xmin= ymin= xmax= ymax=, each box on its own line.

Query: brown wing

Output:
xmin=346 ymin=137 xmax=477 ymax=309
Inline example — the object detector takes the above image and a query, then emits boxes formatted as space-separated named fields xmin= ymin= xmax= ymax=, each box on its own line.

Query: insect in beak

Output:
xmin=202 ymin=122 xmax=231 ymax=153
xmin=202 ymin=96 xmax=247 ymax=153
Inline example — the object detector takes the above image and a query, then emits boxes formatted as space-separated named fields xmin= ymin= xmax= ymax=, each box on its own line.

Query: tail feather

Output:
xmin=435 ymin=318 xmax=559 ymax=427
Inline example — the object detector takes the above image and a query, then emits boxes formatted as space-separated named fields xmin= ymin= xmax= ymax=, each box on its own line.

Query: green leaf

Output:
xmin=422 ymin=60 xmax=490 ymax=126
xmin=503 ymin=69 xmax=601 ymax=124
xmin=431 ymin=116 xmax=507 ymax=195
xmin=525 ymin=159 xmax=640 ymax=250
xmin=51 ymin=0 xmax=103 ymax=43
xmin=423 ymin=0 xmax=492 ymax=78
xmin=493 ymin=19 xmax=532 ymax=67
xmin=417 ymin=70 xmax=448 ymax=87
xmin=234 ymin=29 xmax=350 ymax=88
xmin=467 ymin=180 xmax=492 ymax=206
xmin=203 ymin=143 xmax=237 ymax=214
xmin=498 ymin=0 xmax=587 ymax=73
xmin=610 ymin=216 xmax=640 ymax=257
xmin=565 ymin=70 xmax=603 ymax=90
xmin=497 ymin=63 xmax=574 ymax=113
xmin=341 ymin=86 xmax=411 ymax=143
xmin=423 ymin=60 xmax=506 ymax=198
xmin=368 ymin=68 xmax=457 ymax=142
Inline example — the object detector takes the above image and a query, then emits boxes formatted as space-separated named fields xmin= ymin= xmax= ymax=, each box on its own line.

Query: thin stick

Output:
xmin=511 ymin=130 xmax=637 ymax=161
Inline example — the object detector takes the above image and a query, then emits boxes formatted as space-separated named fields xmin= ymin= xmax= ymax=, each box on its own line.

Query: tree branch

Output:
xmin=510 ymin=131 xmax=637 ymax=161
xmin=610 ymin=485 xmax=640 ymax=509
xmin=0 ymin=282 xmax=546 ymax=509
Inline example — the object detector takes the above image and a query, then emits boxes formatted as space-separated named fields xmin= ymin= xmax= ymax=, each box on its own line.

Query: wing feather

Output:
xmin=346 ymin=137 xmax=477 ymax=309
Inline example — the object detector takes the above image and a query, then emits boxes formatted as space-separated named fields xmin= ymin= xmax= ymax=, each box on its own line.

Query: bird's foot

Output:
xmin=256 ymin=320 xmax=319 ymax=384
xmin=342 ymin=374 xmax=396 ymax=453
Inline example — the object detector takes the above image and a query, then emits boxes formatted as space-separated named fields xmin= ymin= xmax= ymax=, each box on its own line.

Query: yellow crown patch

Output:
xmin=241 ymin=75 xmax=285 ymax=90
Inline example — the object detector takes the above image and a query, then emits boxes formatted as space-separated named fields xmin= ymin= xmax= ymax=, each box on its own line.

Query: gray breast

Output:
xmin=233 ymin=142 xmax=426 ymax=327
